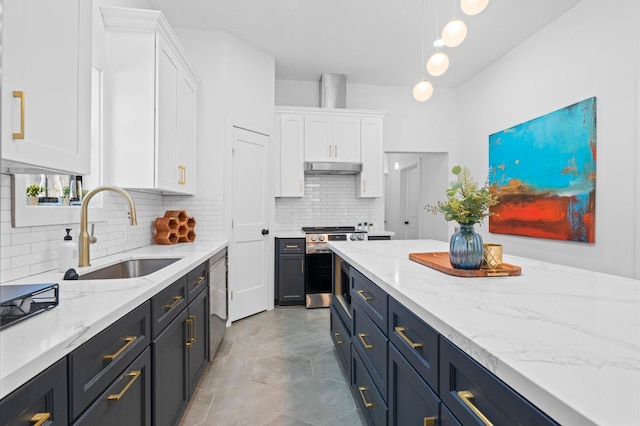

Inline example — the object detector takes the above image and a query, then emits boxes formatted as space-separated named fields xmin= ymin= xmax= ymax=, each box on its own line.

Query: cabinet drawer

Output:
xmin=72 ymin=348 xmax=151 ymax=426
xmin=0 ymin=358 xmax=68 ymax=426
xmin=351 ymin=268 xmax=387 ymax=332
xmin=330 ymin=305 xmax=351 ymax=371
xmin=353 ymin=302 xmax=388 ymax=401
xmin=388 ymin=345 xmax=440 ymax=426
xmin=277 ymin=238 xmax=305 ymax=254
xmin=187 ymin=261 xmax=208 ymax=302
xmin=152 ymin=275 xmax=188 ymax=338
xmin=389 ymin=297 xmax=439 ymax=392
xmin=352 ymin=348 xmax=387 ymax=426
xmin=440 ymin=337 xmax=558 ymax=426
xmin=68 ymin=301 xmax=150 ymax=421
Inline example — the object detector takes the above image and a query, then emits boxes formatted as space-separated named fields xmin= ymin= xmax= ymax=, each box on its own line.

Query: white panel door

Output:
xmin=229 ymin=127 xmax=270 ymax=322
xmin=402 ymin=164 xmax=421 ymax=239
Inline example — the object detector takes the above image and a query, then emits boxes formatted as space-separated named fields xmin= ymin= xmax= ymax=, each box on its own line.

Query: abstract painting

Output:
xmin=488 ymin=97 xmax=596 ymax=243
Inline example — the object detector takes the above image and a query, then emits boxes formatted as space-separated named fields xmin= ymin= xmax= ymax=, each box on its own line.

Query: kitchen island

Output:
xmin=0 ymin=241 xmax=227 ymax=400
xmin=329 ymin=239 xmax=640 ymax=426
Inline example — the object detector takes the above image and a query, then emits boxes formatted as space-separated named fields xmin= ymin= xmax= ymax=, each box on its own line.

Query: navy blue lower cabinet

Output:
xmin=353 ymin=302 xmax=388 ymax=402
xmin=388 ymin=345 xmax=443 ymax=426
xmin=330 ymin=304 xmax=351 ymax=371
xmin=439 ymin=337 xmax=558 ymax=426
xmin=352 ymin=348 xmax=388 ymax=426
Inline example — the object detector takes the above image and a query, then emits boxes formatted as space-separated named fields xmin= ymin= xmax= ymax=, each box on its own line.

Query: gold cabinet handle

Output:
xmin=301 ymin=259 xmax=304 ymax=274
xmin=185 ymin=316 xmax=196 ymax=348
xmin=107 ymin=370 xmax=141 ymax=401
xmin=334 ymin=144 xmax=338 ymax=158
xmin=328 ymin=145 xmax=332 ymax=158
xmin=178 ymin=165 xmax=186 ymax=185
xmin=358 ymin=333 xmax=373 ymax=350
xmin=192 ymin=276 xmax=206 ymax=287
xmin=164 ymin=295 xmax=183 ymax=310
xmin=424 ymin=417 xmax=436 ymax=426
xmin=334 ymin=332 xmax=343 ymax=345
xmin=356 ymin=289 xmax=372 ymax=302
xmin=285 ymin=245 xmax=298 ymax=249
xmin=458 ymin=390 xmax=494 ymax=426
xmin=13 ymin=91 xmax=25 ymax=139
xmin=358 ymin=386 xmax=373 ymax=408
xmin=395 ymin=326 xmax=423 ymax=349
xmin=103 ymin=336 xmax=137 ymax=361
xmin=31 ymin=413 xmax=50 ymax=426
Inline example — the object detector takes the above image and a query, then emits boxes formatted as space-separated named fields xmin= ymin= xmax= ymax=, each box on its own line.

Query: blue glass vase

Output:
xmin=449 ymin=224 xmax=483 ymax=270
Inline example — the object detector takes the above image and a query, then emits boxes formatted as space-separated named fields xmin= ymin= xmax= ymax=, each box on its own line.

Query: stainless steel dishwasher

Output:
xmin=209 ymin=248 xmax=228 ymax=359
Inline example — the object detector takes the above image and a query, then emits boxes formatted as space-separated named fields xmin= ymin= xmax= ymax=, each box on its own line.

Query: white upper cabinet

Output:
xmin=304 ymin=115 xmax=360 ymax=163
xmin=1 ymin=0 xmax=92 ymax=175
xmin=357 ymin=117 xmax=384 ymax=198
xmin=101 ymin=7 xmax=200 ymax=195
xmin=276 ymin=114 xmax=305 ymax=197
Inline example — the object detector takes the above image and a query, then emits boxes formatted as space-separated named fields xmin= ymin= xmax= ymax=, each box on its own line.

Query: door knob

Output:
xmin=404 ymin=221 xmax=409 ymax=225
xmin=261 ymin=229 xmax=269 ymax=236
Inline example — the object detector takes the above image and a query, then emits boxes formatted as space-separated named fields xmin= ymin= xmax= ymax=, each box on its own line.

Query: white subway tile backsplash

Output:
xmin=0 ymin=173 xmax=224 ymax=283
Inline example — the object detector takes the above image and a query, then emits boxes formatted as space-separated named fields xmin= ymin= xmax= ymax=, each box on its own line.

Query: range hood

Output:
xmin=304 ymin=162 xmax=362 ymax=175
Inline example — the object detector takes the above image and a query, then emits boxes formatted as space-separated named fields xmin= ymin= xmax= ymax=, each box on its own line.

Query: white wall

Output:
xmin=455 ymin=0 xmax=639 ymax=278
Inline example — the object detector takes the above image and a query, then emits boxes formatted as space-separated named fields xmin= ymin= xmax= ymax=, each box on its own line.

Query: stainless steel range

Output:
xmin=302 ymin=226 xmax=368 ymax=308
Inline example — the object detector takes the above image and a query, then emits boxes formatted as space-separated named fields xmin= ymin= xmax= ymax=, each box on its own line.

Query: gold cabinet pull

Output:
xmin=334 ymin=332 xmax=343 ymax=345
xmin=328 ymin=145 xmax=332 ymax=158
xmin=356 ymin=289 xmax=372 ymax=302
xmin=192 ymin=276 xmax=206 ymax=287
xmin=424 ymin=417 xmax=436 ymax=426
xmin=358 ymin=386 xmax=373 ymax=408
xmin=458 ymin=390 xmax=494 ymax=426
xmin=103 ymin=336 xmax=137 ymax=361
xmin=164 ymin=295 xmax=183 ymax=310
xmin=358 ymin=333 xmax=373 ymax=350
xmin=30 ymin=413 xmax=50 ymax=426
xmin=13 ymin=91 xmax=25 ymax=139
xmin=395 ymin=327 xmax=423 ymax=349
xmin=334 ymin=144 xmax=338 ymax=158
xmin=107 ymin=370 xmax=141 ymax=401
xmin=285 ymin=245 xmax=298 ymax=249
xmin=185 ymin=316 xmax=196 ymax=348
xmin=178 ymin=165 xmax=186 ymax=185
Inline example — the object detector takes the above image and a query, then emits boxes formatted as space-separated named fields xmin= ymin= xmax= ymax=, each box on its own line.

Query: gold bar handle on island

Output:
xmin=358 ymin=333 xmax=373 ymax=349
xmin=164 ymin=295 xmax=182 ymax=310
xmin=334 ymin=332 xmax=343 ymax=345
xmin=395 ymin=327 xmax=423 ymax=349
xmin=30 ymin=413 xmax=50 ymax=426
xmin=107 ymin=370 xmax=141 ymax=401
xmin=103 ymin=336 xmax=137 ymax=361
xmin=423 ymin=417 xmax=436 ymax=426
xmin=458 ymin=390 xmax=494 ymax=426
xmin=356 ymin=289 xmax=372 ymax=301
xmin=13 ymin=91 xmax=25 ymax=140
xmin=358 ymin=386 xmax=374 ymax=408
xmin=192 ymin=276 xmax=206 ymax=287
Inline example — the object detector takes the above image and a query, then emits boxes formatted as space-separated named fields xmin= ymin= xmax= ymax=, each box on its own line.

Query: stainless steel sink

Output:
xmin=78 ymin=258 xmax=181 ymax=280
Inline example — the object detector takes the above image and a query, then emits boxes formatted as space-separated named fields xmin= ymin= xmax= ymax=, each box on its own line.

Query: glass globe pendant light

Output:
xmin=461 ymin=0 xmax=489 ymax=16
xmin=442 ymin=19 xmax=467 ymax=47
xmin=427 ymin=51 xmax=449 ymax=77
xmin=413 ymin=0 xmax=433 ymax=102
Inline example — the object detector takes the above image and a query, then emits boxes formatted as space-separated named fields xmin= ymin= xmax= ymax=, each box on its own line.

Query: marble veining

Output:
xmin=328 ymin=239 xmax=640 ymax=426
xmin=0 ymin=241 xmax=228 ymax=399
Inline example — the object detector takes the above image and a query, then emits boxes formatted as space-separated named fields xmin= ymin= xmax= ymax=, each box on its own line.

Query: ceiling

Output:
xmin=146 ymin=0 xmax=582 ymax=88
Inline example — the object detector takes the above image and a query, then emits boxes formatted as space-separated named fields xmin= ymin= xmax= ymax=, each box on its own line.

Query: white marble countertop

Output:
xmin=0 ymin=241 xmax=228 ymax=399
xmin=328 ymin=239 xmax=640 ymax=426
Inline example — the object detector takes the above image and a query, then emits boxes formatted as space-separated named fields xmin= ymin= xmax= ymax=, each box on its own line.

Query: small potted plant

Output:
xmin=425 ymin=165 xmax=498 ymax=269
xmin=26 ymin=184 xmax=45 ymax=206
xmin=61 ymin=186 xmax=71 ymax=205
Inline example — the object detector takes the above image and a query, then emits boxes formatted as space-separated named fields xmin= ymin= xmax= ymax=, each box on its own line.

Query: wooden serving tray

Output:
xmin=409 ymin=252 xmax=521 ymax=277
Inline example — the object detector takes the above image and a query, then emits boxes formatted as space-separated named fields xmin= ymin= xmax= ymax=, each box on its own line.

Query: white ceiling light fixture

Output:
xmin=413 ymin=0 xmax=433 ymax=102
xmin=427 ymin=51 xmax=449 ymax=77
xmin=442 ymin=19 xmax=467 ymax=47
xmin=461 ymin=0 xmax=489 ymax=16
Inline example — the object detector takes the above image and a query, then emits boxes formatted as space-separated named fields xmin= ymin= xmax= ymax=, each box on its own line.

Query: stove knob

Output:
xmin=318 ymin=235 xmax=325 ymax=242
xmin=358 ymin=234 xmax=364 ymax=241
xmin=310 ymin=235 xmax=317 ymax=242
xmin=350 ymin=234 xmax=356 ymax=241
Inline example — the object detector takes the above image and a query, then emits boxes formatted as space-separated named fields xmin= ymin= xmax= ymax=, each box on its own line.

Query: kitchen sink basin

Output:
xmin=78 ymin=258 xmax=181 ymax=280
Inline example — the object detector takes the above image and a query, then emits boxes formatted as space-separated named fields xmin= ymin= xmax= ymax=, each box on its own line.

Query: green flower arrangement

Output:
xmin=425 ymin=165 xmax=498 ymax=225
xmin=26 ymin=184 xmax=45 ymax=197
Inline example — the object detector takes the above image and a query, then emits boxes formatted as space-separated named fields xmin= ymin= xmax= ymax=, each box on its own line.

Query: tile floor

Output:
xmin=179 ymin=306 xmax=368 ymax=426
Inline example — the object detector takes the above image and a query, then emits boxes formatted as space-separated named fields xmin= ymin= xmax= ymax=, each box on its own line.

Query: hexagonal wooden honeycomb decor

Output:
xmin=154 ymin=210 xmax=196 ymax=244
